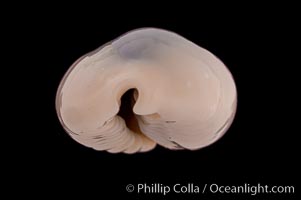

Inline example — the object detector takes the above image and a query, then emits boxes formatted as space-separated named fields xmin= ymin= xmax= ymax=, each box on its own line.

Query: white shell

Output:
xmin=56 ymin=28 xmax=237 ymax=154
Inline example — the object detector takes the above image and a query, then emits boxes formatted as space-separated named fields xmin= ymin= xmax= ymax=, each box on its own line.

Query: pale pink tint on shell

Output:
xmin=56 ymin=28 xmax=237 ymax=154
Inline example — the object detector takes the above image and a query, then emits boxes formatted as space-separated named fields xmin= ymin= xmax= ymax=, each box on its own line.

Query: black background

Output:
xmin=7 ymin=2 xmax=299 ymax=199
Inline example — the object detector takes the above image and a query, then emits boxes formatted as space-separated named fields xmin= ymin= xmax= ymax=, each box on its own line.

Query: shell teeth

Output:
xmin=56 ymin=28 xmax=237 ymax=154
